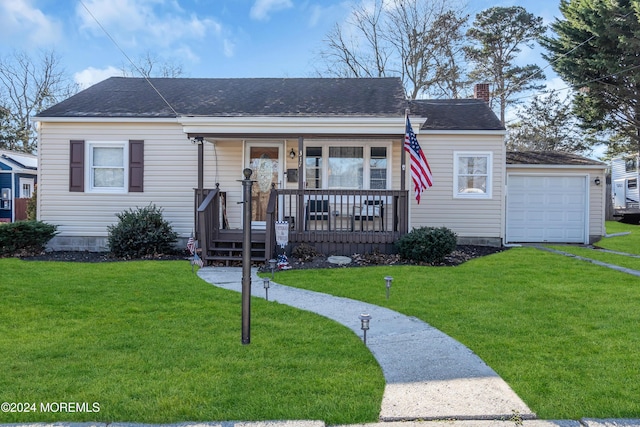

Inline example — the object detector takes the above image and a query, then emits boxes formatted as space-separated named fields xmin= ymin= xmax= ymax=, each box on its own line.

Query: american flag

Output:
xmin=187 ymin=232 xmax=196 ymax=255
xmin=404 ymin=116 xmax=433 ymax=203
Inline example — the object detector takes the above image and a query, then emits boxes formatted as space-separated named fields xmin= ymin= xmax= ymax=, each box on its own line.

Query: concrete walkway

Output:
xmin=197 ymin=267 xmax=533 ymax=421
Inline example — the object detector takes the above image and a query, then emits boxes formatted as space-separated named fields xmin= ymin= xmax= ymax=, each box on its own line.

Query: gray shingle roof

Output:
xmin=506 ymin=150 xmax=605 ymax=166
xmin=409 ymin=99 xmax=504 ymax=131
xmin=37 ymin=77 xmax=408 ymax=118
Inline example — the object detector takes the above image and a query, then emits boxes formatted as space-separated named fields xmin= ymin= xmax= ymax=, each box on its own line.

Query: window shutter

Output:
xmin=69 ymin=140 xmax=85 ymax=192
xmin=129 ymin=140 xmax=144 ymax=192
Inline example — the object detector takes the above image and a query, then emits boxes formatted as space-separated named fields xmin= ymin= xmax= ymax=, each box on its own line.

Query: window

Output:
xmin=328 ymin=147 xmax=364 ymax=189
xmin=88 ymin=142 xmax=127 ymax=192
xmin=305 ymin=147 xmax=322 ymax=189
xmin=70 ymin=140 xmax=144 ymax=193
xmin=454 ymin=152 xmax=492 ymax=198
xmin=625 ymin=157 xmax=637 ymax=173
xmin=369 ymin=147 xmax=387 ymax=189
xmin=303 ymin=142 xmax=391 ymax=190
xmin=19 ymin=178 xmax=34 ymax=198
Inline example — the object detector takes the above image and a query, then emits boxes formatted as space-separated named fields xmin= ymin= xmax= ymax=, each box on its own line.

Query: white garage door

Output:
xmin=506 ymin=175 xmax=588 ymax=243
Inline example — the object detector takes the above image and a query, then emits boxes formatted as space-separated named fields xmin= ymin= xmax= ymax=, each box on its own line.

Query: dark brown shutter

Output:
xmin=128 ymin=140 xmax=144 ymax=192
xmin=69 ymin=140 xmax=85 ymax=192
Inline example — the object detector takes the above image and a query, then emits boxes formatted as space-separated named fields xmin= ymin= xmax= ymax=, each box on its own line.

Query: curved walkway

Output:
xmin=197 ymin=267 xmax=533 ymax=421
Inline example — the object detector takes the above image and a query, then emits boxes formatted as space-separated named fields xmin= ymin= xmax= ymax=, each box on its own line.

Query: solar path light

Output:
xmin=263 ymin=277 xmax=270 ymax=301
xmin=384 ymin=276 xmax=393 ymax=299
xmin=359 ymin=313 xmax=371 ymax=345
xmin=268 ymin=258 xmax=277 ymax=279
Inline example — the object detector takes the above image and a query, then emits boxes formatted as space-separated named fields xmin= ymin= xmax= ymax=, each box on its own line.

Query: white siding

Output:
xmin=407 ymin=133 xmax=506 ymax=244
xmin=38 ymin=121 xmax=199 ymax=245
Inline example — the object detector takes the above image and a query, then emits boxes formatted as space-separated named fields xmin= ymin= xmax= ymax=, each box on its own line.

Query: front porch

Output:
xmin=195 ymin=187 xmax=409 ymax=264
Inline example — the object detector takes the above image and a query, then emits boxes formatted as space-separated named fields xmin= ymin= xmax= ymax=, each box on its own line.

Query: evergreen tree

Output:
xmin=465 ymin=6 xmax=546 ymax=125
xmin=541 ymin=0 xmax=640 ymax=156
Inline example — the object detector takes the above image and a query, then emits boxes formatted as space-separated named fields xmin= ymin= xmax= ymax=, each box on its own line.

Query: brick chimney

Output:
xmin=474 ymin=83 xmax=490 ymax=103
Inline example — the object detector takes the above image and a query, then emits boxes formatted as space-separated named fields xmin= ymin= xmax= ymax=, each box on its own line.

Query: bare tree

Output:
xmin=316 ymin=0 xmax=469 ymax=99
xmin=121 ymin=51 xmax=185 ymax=78
xmin=0 ymin=50 xmax=76 ymax=153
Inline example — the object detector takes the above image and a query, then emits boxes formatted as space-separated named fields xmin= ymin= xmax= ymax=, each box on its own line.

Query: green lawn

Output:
xmin=548 ymin=221 xmax=640 ymax=271
xmin=0 ymin=259 xmax=383 ymax=424
xmin=268 ymin=246 xmax=640 ymax=420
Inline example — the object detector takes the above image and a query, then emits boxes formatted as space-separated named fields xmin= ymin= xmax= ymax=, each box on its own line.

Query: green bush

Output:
xmin=0 ymin=220 xmax=58 ymax=256
xmin=107 ymin=204 xmax=178 ymax=259
xmin=396 ymin=226 xmax=457 ymax=263
xmin=26 ymin=184 xmax=37 ymax=220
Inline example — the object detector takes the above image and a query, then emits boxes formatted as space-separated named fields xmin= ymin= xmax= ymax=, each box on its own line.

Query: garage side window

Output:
xmin=454 ymin=152 xmax=492 ymax=199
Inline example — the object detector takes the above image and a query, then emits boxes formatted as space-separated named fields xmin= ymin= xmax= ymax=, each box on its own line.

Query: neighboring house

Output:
xmin=34 ymin=77 xmax=605 ymax=261
xmin=0 ymin=149 xmax=37 ymax=223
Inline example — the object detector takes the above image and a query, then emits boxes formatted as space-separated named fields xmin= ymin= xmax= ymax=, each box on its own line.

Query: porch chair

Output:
xmin=305 ymin=199 xmax=331 ymax=231
xmin=352 ymin=199 xmax=384 ymax=231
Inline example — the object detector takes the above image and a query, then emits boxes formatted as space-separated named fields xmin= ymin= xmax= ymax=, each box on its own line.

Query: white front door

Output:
xmin=613 ymin=179 xmax=626 ymax=209
xmin=245 ymin=142 xmax=283 ymax=229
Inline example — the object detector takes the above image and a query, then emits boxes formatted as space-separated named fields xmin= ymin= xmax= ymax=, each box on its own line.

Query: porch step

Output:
xmin=204 ymin=235 xmax=267 ymax=265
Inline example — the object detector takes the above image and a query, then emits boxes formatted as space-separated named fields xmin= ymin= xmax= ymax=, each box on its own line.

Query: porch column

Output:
xmin=197 ymin=138 xmax=204 ymax=191
xmin=297 ymin=136 xmax=304 ymax=190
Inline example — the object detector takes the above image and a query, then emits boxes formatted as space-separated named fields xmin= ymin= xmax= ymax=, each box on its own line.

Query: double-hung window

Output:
xmin=305 ymin=143 xmax=390 ymax=190
xmin=88 ymin=142 xmax=127 ymax=193
xmin=454 ymin=152 xmax=492 ymax=198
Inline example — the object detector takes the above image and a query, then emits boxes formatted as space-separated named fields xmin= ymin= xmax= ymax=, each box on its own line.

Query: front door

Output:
xmin=246 ymin=143 xmax=283 ymax=228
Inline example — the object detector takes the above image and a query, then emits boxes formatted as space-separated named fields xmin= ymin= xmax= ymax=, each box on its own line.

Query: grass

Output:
xmin=548 ymin=221 xmax=640 ymax=271
xmin=0 ymin=259 xmax=383 ymax=424
xmin=268 ymin=246 xmax=640 ymax=420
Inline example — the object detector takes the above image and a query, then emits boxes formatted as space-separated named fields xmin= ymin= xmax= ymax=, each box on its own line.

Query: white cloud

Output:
xmin=0 ymin=0 xmax=62 ymax=48
xmin=74 ymin=65 xmax=121 ymax=89
xmin=76 ymin=0 xmax=223 ymax=47
xmin=250 ymin=0 xmax=293 ymax=21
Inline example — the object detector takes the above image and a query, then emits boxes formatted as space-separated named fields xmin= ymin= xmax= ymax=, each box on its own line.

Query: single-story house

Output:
xmin=34 ymin=77 xmax=606 ymax=261
xmin=0 ymin=149 xmax=37 ymax=223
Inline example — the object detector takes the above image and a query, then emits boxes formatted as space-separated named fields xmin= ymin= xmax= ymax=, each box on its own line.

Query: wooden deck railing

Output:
xmin=194 ymin=185 xmax=220 ymax=256
xmin=197 ymin=187 xmax=409 ymax=260
xmin=265 ymin=188 xmax=409 ymax=258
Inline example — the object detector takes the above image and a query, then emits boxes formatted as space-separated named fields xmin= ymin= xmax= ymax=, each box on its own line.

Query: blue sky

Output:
xmin=0 ymin=0 xmax=564 ymax=91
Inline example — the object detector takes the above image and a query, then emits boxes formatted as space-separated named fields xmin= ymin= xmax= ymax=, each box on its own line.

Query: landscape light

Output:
xmin=268 ymin=258 xmax=277 ymax=279
xmin=384 ymin=276 xmax=393 ymax=299
xmin=263 ymin=277 xmax=270 ymax=301
xmin=359 ymin=313 xmax=371 ymax=345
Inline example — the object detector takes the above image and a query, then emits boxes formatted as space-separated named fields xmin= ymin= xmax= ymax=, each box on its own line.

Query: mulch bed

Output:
xmin=19 ymin=245 xmax=506 ymax=268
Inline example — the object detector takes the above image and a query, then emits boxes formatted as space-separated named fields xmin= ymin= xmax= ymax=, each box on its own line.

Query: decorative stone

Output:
xmin=327 ymin=255 xmax=352 ymax=265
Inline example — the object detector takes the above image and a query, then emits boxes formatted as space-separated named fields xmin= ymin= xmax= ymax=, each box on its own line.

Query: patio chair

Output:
xmin=305 ymin=199 xmax=331 ymax=231
xmin=352 ymin=199 xmax=384 ymax=231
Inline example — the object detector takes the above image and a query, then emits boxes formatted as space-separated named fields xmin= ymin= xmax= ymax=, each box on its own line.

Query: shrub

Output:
xmin=107 ymin=204 xmax=178 ymax=259
xmin=0 ymin=220 xmax=58 ymax=256
xmin=292 ymin=243 xmax=323 ymax=261
xmin=26 ymin=184 xmax=37 ymax=220
xmin=396 ymin=226 xmax=457 ymax=263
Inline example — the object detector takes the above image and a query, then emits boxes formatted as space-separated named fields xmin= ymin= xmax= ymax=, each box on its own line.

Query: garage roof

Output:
xmin=506 ymin=151 xmax=605 ymax=166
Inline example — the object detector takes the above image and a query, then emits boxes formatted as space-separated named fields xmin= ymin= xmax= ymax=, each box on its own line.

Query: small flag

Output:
xmin=192 ymin=251 xmax=204 ymax=268
xmin=404 ymin=115 xmax=433 ymax=203
xmin=187 ymin=232 xmax=195 ymax=255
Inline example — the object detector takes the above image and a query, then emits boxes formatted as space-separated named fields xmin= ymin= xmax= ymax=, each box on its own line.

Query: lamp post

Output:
xmin=384 ymin=276 xmax=393 ymax=299
xmin=268 ymin=258 xmax=277 ymax=279
xmin=263 ymin=277 xmax=270 ymax=301
xmin=359 ymin=313 xmax=371 ymax=345
xmin=241 ymin=168 xmax=253 ymax=345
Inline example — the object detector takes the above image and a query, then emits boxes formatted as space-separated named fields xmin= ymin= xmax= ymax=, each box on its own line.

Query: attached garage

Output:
xmin=505 ymin=151 xmax=606 ymax=245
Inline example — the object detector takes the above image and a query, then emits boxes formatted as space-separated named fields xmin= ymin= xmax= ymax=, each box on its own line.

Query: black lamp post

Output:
xmin=359 ymin=313 xmax=371 ymax=345
xmin=263 ymin=277 xmax=270 ymax=301
xmin=384 ymin=276 xmax=393 ymax=299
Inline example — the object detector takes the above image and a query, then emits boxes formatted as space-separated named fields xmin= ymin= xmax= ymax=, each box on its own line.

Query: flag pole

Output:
xmin=401 ymin=108 xmax=409 ymax=192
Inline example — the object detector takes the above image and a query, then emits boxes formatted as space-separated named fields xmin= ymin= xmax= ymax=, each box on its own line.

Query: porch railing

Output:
xmin=265 ymin=189 xmax=409 ymax=259
xmin=195 ymin=185 xmax=221 ymax=256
